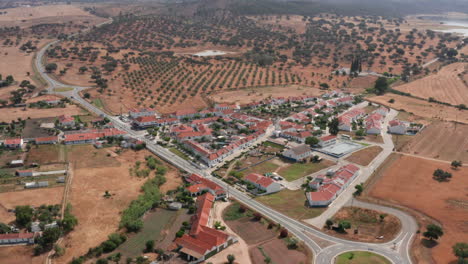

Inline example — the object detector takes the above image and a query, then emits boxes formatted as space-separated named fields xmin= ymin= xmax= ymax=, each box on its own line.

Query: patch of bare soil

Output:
xmin=346 ymin=146 xmax=383 ymax=166
xmin=322 ymin=206 xmax=401 ymax=243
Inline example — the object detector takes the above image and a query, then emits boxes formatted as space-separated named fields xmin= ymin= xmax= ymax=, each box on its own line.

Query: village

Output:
xmin=0 ymin=87 xmax=427 ymax=263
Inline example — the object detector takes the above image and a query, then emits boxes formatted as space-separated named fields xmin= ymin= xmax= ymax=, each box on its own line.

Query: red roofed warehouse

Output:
xmin=174 ymin=193 xmax=237 ymax=263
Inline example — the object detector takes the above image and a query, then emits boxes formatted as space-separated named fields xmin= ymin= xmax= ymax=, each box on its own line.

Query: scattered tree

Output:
xmin=423 ymin=224 xmax=444 ymax=241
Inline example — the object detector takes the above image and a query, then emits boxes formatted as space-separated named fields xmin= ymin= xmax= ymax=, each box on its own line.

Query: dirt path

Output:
xmin=208 ymin=202 xmax=252 ymax=264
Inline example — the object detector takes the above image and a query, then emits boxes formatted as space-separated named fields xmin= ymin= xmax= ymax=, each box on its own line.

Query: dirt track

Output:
xmin=394 ymin=63 xmax=468 ymax=105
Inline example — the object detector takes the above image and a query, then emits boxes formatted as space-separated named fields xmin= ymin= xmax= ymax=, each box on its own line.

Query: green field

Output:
xmin=92 ymin=98 xmax=104 ymax=109
xmin=117 ymin=209 xmax=178 ymax=257
xmin=335 ymin=251 xmax=391 ymax=264
xmin=256 ymin=190 xmax=324 ymax=220
xmin=278 ymin=161 xmax=330 ymax=181
xmin=169 ymin=148 xmax=190 ymax=160
xmin=262 ymin=141 xmax=285 ymax=149
xmin=242 ymin=160 xmax=280 ymax=176
xmin=53 ymin=87 xmax=74 ymax=92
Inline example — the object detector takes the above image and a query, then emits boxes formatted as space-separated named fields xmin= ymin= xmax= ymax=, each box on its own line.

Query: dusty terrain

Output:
xmin=55 ymin=146 xmax=179 ymax=263
xmin=394 ymin=63 xmax=468 ymax=105
xmin=345 ymin=146 xmax=383 ymax=166
xmin=368 ymin=155 xmax=468 ymax=264
xmin=0 ymin=4 xmax=107 ymax=28
xmin=210 ymin=85 xmax=323 ymax=105
xmin=0 ymin=246 xmax=44 ymax=264
xmin=0 ymin=104 xmax=85 ymax=122
xmin=397 ymin=121 xmax=468 ymax=162
xmin=0 ymin=187 xmax=65 ymax=224
xmin=323 ymin=206 xmax=401 ymax=243
xmin=368 ymin=94 xmax=468 ymax=124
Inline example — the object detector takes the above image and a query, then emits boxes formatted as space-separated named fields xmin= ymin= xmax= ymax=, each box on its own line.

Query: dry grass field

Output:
xmin=0 ymin=4 xmax=107 ymax=28
xmin=0 ymin=246 xmax=44 ymax=264
xmin=397 ymin=121 xmax=468 ymax=162
xmin=368 ymin=94 xmax=468 ymax=124
xmin=0 ymin=187 xmax=65 ymax=224
xmin=368 ymin=155 xmax=468 ymax=264
xmin=0 ymin=104 xmax=85 ymax=122
xmin=394 ymin=63 xmax=468 ymax=105
xmin=209 ymin=85 xmax=323 ymax=105
xmin=56 ymin=147 xmax=180 ymax=263
xmin=345 ymin=146 xmax=383 ymax=166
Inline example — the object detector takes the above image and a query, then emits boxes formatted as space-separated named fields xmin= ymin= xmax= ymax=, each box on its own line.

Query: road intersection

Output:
xmin=35 ymin=34 xmax=417 ymax=264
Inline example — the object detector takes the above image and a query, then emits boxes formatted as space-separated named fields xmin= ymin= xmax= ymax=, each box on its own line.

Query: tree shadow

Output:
xmin=421 ymin=238 xmax=439 ymax=248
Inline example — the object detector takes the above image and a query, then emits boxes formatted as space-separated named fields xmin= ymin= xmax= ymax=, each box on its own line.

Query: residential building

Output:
xmin=128 ymin=107 xmax=156 ymax=119
xmin=3 ymin=138 xmax=23 ymax=149
xmin=35 ymin=136 xmax=58 ymax=145
xmin=58 ymin=115 xmax=75 ymax=127
xmin=374 ymin=107 xmax=389 ymax=117
xmin=388 ymin=119 xmax=407 ymax=135
xmin=281 ymin=131 xmax=312 ymax=143
xmin=282 ymin=144 xmax=313 ymax=161
xmin=307 ymin=164 xmax=359 ymax=207
xmin=318 ymin=135 xmax=337 ymax=148
xmin=133 ymin=116 xmax=157 ymax=128
xmin=63 ymin=128 xmax=126 ymax=145
xmin=244 ymin=173 xmax=281 ymax=194
xmin=175 ymin=193 xmax=237 ymax=263
xmin=185 ymin=174 xmax=226 ymax=200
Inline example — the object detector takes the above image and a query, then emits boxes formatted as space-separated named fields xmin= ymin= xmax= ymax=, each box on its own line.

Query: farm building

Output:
xmin=0 ymin=233 xmax=35 ymax=245
xmin=282 ymin=144 xmax=313 ymax=161
xmin=9 ymin=160 xmax=24 ymax=167
xmin=25 ymin=181 xmax=49 ymax=189
xmin=244 ymin=173 xmax=281 ymax=194
xmin=175 ymin=193 xmax=237 ymax=263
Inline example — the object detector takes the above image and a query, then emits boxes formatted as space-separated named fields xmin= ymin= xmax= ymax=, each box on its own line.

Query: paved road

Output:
xmin=35 ymin=33 xmax=417 ymax=264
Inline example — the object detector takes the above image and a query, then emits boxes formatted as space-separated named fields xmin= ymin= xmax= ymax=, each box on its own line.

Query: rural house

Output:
xmin=388 ymin=119 xmax=408 ymax=135
xmin=244 ymin=173 xmax=281 ymax=194
xmin=58 ymin=115 xmax=75 ymax=127
xmin=3 ymin=138 xmax=23 ymax=149
xmin=0 ymin=233 xmax=36 ymax=245
xmin=128 ymin=107 xmax=156 ymax=119
xmin=185 ymin=174 xmax=226 ymax=200
xmin=318 ymin=135 xmax=337 ymax=148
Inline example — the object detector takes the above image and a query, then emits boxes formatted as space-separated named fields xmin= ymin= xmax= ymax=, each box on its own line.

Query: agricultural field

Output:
xmin=323 ymin=207 xmax=401 ymax=243
xmin=256 ymin=190 xmax=325 ymax=220
xmin=397 ymin=121 xmax=468 ymax=162
xmin=335 ymin=251 xmax=391 ymax=264
xmin=393 ymin=62 xmax=468 ymax=106
xmin=367 ymin=154 xmax=468 ymax=264
xmin=367 ymin=93 xmax=468 ymax=124
xmin=0 ymin=104 xmax=85 ymax=122
xmin=345 ymin=146 xmax=383 ymax=166
xmin=223 ymin=202 xmax=312 ymax=264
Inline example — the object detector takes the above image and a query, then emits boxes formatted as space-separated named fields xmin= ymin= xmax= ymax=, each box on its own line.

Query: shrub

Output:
xmin=280 ymin=228 xmax=288 ymax=238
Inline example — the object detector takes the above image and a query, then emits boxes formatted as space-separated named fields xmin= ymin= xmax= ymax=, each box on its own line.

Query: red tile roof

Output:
xmin=4 ymin=138 xmax=22 ymax=145
xmin=135 ymin=116 xmax=157 ymax=123
xmin=0 ymin=233 xmax=34 ymax=240
xmin=320 ymin=135 xmax=337 ymax=141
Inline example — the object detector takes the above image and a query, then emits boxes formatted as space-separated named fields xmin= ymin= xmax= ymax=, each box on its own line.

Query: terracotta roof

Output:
xmin=0 ymin=233 xmax=34 ymax=239
xmin=35 ymin=136 xmax=57 ymax=143
xmin=4 ymin=138 xmax=22 ymax=145
xmin=135 ymin=116 xmax=157 ymax=123
xmin=320 ymin=135 xmax=337 ymax=141
xmin=58 ymin=115 xmax=74 ymax=123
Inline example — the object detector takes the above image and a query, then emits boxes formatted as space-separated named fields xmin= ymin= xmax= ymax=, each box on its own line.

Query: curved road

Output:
xmin=34 ymin=28 xmax=417 ymax=264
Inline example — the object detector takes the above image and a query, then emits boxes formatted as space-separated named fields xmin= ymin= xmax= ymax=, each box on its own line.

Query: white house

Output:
xmin=133 ymin=116 xmax=157 ymax=128
xmin=388 ymin=119 xmax=407 ymax=135
xmin=374 ymin=107 xmax=389 ymax=117
xmin=282 ymin=144 xmax=313 ymax=161
xmin=245 ymin=173 xmax=281 ymax=194
xmin=3 ymin=138 xmax=23 ymax=149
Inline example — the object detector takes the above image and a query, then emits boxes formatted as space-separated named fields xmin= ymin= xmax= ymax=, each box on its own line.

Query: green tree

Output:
xmin=325 ymin=219 xmax=334 ymax=229
xmin=453 ymin=242 xmax=468 ymax=263
xmin=305 ymin=136 xmax=319 ymax=146
xmin=374 ymin=77 xmax=389 ymax=95
xmin=15 ymin=205 xmax=33 ymax=227
xmin=227 ymin=254 xmax=235 ymax=264
xmin=353 ymin=184 xmax=364 ymax=196
xmin=145 ymin=240 xmax=154 ymax=253
xmin=338 ymin=220 xmax=351 ymax=233
xmin=328 ymin=118 xmax=339 ymax=135
xmin=45 ymin=63 xmax=58 ymax=73
xmin=79 ymin=66 xmax=88 ymax=73
xmin=423 ymin=224 xmax=444 ymax=241
xmin=451 ymin=160 xmax=462 ymax=170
